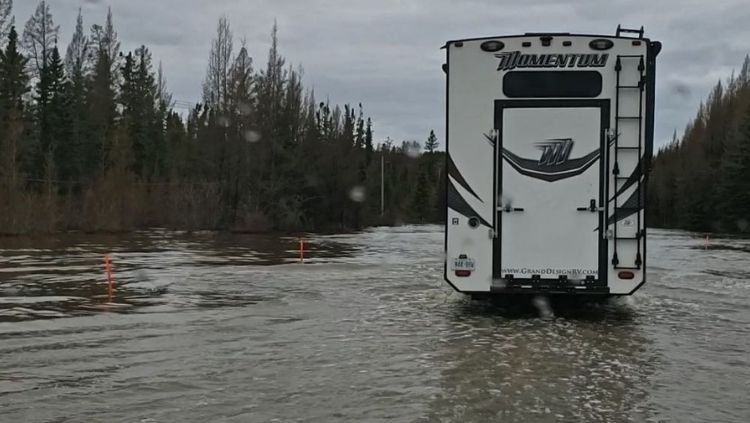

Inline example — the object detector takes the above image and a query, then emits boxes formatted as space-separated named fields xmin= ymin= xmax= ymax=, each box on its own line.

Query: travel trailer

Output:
xmin=444 ymin=26 xmax=661 ymax=296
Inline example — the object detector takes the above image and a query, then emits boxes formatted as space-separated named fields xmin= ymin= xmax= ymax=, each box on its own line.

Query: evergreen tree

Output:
xmin=0 ymin=25 xmax=26 ymax=114
xmin=411 ymin=169 xmax=430 ymax=222
xmin=0 ymin=25 xmax=29 ymax=188
xmin=84 ymin=8 xmax=120 ymax=178
xmin=355 ymin=103 xmax=364 ymax=150
xmin=716 ymin=106 xmax=750 ymax=232
xmin=63 ymin=9 xmax=88 ymax=181
xmin=425 ymin=129 xmax=439 ymax=153
xmin=740 ymin=55 xmax=750 ymax=88
xmin=364 ymin=117 xmax=373 ymax=165
xmin=0 ymin=13 xmax=448 ymax=234
xmin=649 ymin=55 xmax=750 ymax=233
xmin=120 ymin=46 xmax=160 ymax=176
xmin=33 ymin=45 xmax=69 ymax=180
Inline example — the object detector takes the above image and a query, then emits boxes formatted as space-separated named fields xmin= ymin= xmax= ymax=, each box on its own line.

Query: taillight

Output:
xmin=455 ymin=270 xmax=471 ymax=277
xmin=618 ymin=271 xmax=635 ymax=280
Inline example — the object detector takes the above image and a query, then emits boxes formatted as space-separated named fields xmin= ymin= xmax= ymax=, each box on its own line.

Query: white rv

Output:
xmin=444 ymin=27 xmax=661 ymax=296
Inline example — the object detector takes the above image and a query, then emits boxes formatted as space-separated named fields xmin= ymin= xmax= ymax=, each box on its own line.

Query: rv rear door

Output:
xmin=494 ymin=100 xmax=608 ymax=286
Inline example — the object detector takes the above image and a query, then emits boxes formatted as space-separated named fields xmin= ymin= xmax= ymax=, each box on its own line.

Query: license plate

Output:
xmin=452 ymin=258 xmax=476 ymax=271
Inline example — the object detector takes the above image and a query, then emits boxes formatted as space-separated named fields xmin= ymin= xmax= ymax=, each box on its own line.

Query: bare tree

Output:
xmin=156 ymin=61 xmax=173 ymax=108
xmin=228 ymin=40 xmax=253 ymax=114
xmin=64 ymin=8 xmax=88 ymax=79
xmin=0 ymin=0 xmax=12 ymax=41
xmin=202 ymin=16 xmax=233 ymax=109
xmin=22 ymin=0 xmax=59 ymax=77
xmin=90 ymin=7 xmax=120 ymax=75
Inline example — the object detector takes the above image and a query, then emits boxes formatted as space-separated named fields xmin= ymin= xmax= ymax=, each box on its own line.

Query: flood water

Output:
xmin=0 ymin=226 xmax=748 ymax=422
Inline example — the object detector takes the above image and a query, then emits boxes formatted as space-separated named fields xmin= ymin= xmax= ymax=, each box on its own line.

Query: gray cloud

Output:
xmin=13 ymin=0 xmax=750 ymax=149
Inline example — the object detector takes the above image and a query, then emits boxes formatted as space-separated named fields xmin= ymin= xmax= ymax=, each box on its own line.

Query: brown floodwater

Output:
xmin=0 ymin=226 xmax=748 ymax=422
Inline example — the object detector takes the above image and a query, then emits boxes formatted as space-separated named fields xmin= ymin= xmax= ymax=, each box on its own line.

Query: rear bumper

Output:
xmin=491 ymin=277 xmax=609 ymax=295
xmin=488 ymin=286 xmax=610 ymax=295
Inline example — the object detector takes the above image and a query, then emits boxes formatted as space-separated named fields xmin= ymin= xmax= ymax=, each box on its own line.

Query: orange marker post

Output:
xmin=299 ymin=239 xmax=305 ymax=263
xmin=104 ymin=255 xmax=114 ymax=301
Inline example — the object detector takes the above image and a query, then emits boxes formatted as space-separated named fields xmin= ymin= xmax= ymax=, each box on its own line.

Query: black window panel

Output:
xmin=503 ymin=71 xmax=602 ymax=98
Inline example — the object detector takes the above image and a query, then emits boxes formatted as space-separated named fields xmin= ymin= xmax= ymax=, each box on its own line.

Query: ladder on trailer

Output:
xmin=611 ymin=53 xmax=645 ymax=270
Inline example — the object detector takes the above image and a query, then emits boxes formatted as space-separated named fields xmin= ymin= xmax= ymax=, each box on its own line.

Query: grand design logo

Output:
xmin=502 ymin=137 xmax=600 ymax=182
xmin=495 ymin=51 xmax=608 ymax=71
xmin=536 ymin=138 xmax=574 ymax=166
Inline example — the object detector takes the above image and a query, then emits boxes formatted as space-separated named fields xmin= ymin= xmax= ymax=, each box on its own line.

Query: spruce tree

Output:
xmin=34 ymin=45 xmax=69 ymax=180
xmin=411 ymin=170 xmax=430 ymax=222
xmin=120 ymin=46 xmax=160 ymax=177
xmin=717 ymin=106 xmax=750 ymax=232
xmin=63 ymin=9 xmax=88 ymax=182
xmin=0 ymin=25 xmax=29 ymax=188
xmin=364 ymin=117 xmax=373 ymax=166
xmin=0 ymin=25 xmax=27 ymax=114
xmin=85 ymin=9 xmax=119 ymax=178
xmin=425 ymin=129 xmax=439 ymax=153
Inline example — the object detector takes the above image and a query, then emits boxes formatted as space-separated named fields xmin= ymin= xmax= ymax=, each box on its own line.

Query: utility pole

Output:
xmin=380 ymin=154 xmax=385 ymax=216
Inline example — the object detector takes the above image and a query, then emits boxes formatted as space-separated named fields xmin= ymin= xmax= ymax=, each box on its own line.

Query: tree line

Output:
xmin=648 ymin=55 xmax=750 ymax=234
xmin=0 ymin=1 xmax=445 ymax=235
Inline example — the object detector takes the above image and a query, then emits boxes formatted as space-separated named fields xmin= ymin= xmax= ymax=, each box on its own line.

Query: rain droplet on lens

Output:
xmin=671 ymin=82 xmax=691 ymax=99
xmin=239 ymin=101 xmax=252 ymax=116
xmin=405 ymin=142 xmax=422 ymax=158
xmin=244 ymin=129 xmax=261 ymax=143
xmin=306 ymin=174 xmax=320 ymax=187
xmin=441 ymin=250 xmax=449 ymax=262
xmin=349 ymin=186 xmax=366 ymax=202
xmin=532 ymin=296 xmax=554 ymax=319
xmin=737 ymin=219 xmax=748 ymax=232
xmin=499 ymin=194 xmax=513 ymax=208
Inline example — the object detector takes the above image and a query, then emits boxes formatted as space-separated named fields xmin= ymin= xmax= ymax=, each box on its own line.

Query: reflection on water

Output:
xmin=0 ymin=231 xmax=354 ymax=322
xmin=0 ymin=227 xmax=749 ymax=422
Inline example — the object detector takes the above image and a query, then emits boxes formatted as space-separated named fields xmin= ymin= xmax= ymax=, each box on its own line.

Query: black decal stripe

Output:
xmin=447 ymin=181 xmax=491 ymax=228
xmin=502 ymin=150 xmax=600 ymax=182
xmin=610 ymin=160 xmax=642 ymax=200
xmin=502 ymin=147 xmax=600 ymax=173
xmin=447 ymin=154 xmax=483 ymax=202
xmin=504 ymin=151 xmax=599 ymax=176
xmin=607 ymin=186 xmax=643 ymax=226
xmin=483 ymin=132 xmax=496 ymax=147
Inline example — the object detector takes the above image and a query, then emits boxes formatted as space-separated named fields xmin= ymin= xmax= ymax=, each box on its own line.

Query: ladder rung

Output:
xmin=615 ymin=237 xmax=640 ymax=240
xmin=615 ymin=207 xmax=641 ymax=211
xmin=617 ymin=54 xmax=644 ymax=58
xmin=617 ymin=85 xmax=641 ymax=89
xmin=614 ymin=266 xmax=641 ymax=270
xmin=617 ymin=146 xmax=640 ymax=150
xmin=615 ymin=176 xmax=630 ymax=180
xmin=617 ymin=116 xmax=641 ymax=120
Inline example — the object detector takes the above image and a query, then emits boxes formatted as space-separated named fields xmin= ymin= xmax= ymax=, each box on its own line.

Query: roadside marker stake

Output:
xmin=299 ymin=239 xmax=305 ymax=263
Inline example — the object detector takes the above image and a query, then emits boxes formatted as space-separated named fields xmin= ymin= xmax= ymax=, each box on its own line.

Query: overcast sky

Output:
xmin=13 ymin=0 xmax=750 ymax=149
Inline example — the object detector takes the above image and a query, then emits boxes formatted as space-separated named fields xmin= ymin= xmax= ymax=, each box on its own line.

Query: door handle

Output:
xmin=499 ymin=206 xmax=525 ymax=212
xmin=576 ymin=199 xmax=600 ymax=212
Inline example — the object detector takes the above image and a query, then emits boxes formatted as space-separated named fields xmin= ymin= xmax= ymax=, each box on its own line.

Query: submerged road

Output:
xmin=0 ymin=226 xmax=748 ymax=422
